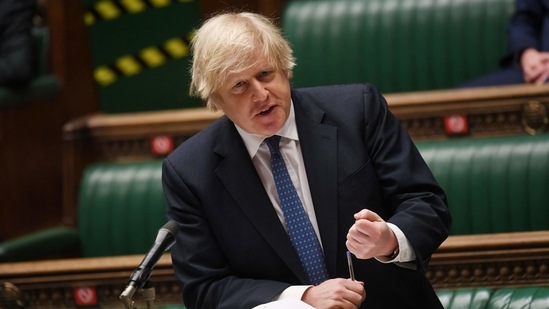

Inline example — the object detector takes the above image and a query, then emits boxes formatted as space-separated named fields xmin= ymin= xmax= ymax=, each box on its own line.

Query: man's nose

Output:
xmin=251 ymin=80 xmax=268 ymax=102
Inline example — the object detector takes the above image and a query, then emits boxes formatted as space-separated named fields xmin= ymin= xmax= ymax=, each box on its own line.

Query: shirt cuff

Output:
xmin=273 ymin=285 xmax=312 ymax=302
xmin=375 ymin=223 xmax=416 ymax=263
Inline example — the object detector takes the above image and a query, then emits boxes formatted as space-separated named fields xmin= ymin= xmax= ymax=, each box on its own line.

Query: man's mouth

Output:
xmin=258 ymin=106 xmax=275 ymax=116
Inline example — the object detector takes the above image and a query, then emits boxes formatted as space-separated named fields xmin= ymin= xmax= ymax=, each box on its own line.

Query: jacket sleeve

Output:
xmin=360 ymin=84 xmax=451 ymax=269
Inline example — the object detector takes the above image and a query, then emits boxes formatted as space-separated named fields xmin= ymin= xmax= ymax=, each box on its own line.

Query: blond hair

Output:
xmin=189 ymin=12 xmax=296 ymax=111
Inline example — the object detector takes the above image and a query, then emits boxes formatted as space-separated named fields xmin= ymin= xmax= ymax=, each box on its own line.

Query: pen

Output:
xmin=346 ymin=251 xmax=355 ymax=280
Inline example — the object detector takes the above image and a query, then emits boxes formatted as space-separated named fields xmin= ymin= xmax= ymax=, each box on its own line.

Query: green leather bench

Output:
xmin=0 ymin=160 xmax=166 ymax=262
xmin=437 ymin=287 xmax=549 ymax=309
xmin=1 ymin=135 xmax=548 ymax=309
xmin=2 ymin=134 xmax=548 ymax=262
xmin=281 ymin=0 xmax=514 ymax=93
xmin=76 ymin=160 xmax=166 ymax=257
xmin=417 ymin=134 xmax=549 ymax=235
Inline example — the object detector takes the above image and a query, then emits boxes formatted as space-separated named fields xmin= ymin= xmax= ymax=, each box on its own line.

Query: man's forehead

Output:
xmin=226 ymin=59 xmax=275 ymax=80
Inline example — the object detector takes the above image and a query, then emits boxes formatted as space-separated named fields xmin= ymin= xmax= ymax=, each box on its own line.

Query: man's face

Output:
xmin=213 ymin=56 xmax=292 ymax=136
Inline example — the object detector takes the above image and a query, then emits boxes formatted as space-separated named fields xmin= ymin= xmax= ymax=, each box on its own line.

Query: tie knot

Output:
xmin=264 ymin=135 xmax=282 ymax=155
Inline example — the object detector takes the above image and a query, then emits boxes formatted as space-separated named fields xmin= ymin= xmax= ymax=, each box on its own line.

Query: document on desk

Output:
xmin=252 ymin=299 xmax=315 ymax=308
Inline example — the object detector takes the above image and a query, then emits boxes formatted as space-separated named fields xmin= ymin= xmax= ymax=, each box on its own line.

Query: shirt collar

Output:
xmin=235 ymin=100 xmax=299 ymax=158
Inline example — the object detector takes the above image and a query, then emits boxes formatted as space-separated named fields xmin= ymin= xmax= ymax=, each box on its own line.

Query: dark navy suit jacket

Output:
xmin=163 ymin=84 xmax=451 ymax=309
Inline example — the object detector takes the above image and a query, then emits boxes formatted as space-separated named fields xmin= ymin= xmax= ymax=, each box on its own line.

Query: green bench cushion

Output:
xmin=74 ymin=134 xmax=549 ymax=257
xmin=437 ymin=287 xmax=549 ymax=309
xmin=417 ymin=134 xmax=549 ymax=235
xmin=77 ymin=160 xmax=167 ymax=257
xmin=5 ymin=133 xmax=544 ymax=261
xmin=282 ymin=0 xmax=514 ymax=93
xmin=0 ymin=75 xmax=62 ymax=108
xmin=0 ymin=226 xmax=79 ymax=262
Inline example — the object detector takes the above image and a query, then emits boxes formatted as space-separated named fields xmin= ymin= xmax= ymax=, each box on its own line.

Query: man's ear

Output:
xmin=208 ymin=93 xmax=223 ymax=112
xmin=285 ymin=70 xmax=293 ymax=80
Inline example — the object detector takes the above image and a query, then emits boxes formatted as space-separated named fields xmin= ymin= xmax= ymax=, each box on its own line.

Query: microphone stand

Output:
xmin=119 ymin=220 xmax=178 ymax=309
xmin=142 ymin=281 xmax=156 ymax=309
xmin=119 ymin=280 xmax=156 ymax=309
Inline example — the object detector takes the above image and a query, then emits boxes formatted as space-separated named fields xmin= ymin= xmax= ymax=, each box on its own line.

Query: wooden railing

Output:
xmin=427 ymin=230 xmax=549 ymax=290
xmin=2 ymin=231 xmax=548 ymax=307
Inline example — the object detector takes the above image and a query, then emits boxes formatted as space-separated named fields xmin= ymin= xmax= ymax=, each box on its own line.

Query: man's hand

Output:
xmin=345 ymin=209 xmax=398 ymax=259
xmin=521 ymin=48 xmax=549 ymax=84
xmin=301 ymin=278 xmax=366 ymax=309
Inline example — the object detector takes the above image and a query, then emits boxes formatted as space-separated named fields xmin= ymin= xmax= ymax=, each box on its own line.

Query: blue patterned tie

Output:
xmin=264 ymin=135 xmax=329 ymax=285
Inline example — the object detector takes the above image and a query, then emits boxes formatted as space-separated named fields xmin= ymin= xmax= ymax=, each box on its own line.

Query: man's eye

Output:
xmin=258 ymin=71 xmax=275 ymax=82
xmin=231 ymin=81 xmax=247 ymax=94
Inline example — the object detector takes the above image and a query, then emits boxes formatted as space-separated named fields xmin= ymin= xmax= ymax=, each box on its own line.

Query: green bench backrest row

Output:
xmin=282 ymin=0 xmax=514 ymax=93
xmin=76 ymin=134 xmax=549 ymax=256
xmin=77 ymin=160 xmax=166 ymax=257
xmin=437 ymin=287 xmax=549 ymax=309
xmin=417 ymin=134 xmax=549 ymax=235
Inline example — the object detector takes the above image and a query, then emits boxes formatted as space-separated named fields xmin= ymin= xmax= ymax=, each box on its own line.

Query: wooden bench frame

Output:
xmin=1 ymin=230 xmax=548 ymax=307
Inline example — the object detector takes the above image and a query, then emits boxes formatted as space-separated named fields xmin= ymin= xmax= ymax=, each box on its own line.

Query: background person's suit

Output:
xmin=460 ymin=0 xmax=549 ymax=87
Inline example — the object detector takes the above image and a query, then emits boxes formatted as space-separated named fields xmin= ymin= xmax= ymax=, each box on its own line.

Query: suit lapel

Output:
xmin=213 ymin=117 xmax=308 ymax=282
xmin=294 ymin=98 xmax=339 ymax=276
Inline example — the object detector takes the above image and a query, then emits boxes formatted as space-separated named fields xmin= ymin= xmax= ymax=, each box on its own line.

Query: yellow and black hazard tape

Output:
xmin=94 ymin=34 xmax=192 ymax=86
xmin=84 ymin=0 xmax=194 ymax=26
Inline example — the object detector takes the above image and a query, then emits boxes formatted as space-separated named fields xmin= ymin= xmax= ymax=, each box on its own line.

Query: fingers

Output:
xmin=534 ymin=62 xmax=549 ymax=85
xmin=538 ymin=52 xmax=549 ymax=62
xmin=302 ymin=278 xmax=365 ymax=309
xmin=353 ymin=209 xmax=382 ymax=221
xmin=347 ymin=209 xmax=398 ymax=259
xmin=521 ymin=49 xmax=549 ymax=84
xmin=534 ymin=68 xmax=549 ymax=85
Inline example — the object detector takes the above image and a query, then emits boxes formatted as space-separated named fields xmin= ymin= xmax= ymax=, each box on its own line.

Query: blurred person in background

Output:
xmin=0 ymin=0 xmax=36 ymax=88
xmin=460 ymin=0 xmax=549 ymax=88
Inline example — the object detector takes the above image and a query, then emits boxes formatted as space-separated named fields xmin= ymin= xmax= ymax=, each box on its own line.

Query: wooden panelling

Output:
xmin=0 ymin=254 xmax=180 ymax=308
xmin=388 ymin=84 xmax=549 ymax=140
xmin=1 ymin=231 xmax=548 ymax=307
xmin=427 ymin=231 xmax=549 ymax=289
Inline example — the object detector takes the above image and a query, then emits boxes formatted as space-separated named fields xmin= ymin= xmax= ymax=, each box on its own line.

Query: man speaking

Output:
xmin=163 ymin=11 xmax=451 ymax=309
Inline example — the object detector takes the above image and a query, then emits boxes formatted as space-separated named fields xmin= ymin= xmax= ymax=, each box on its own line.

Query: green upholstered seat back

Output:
xmin=417 ymin=134 xmax=549 ymax=235
xmin=437 ymin=288 xmax=492 ymax=309
xmin=81 ymin=0 xmax=202 ymax=113
xmin=489 ymin=287 xmax=549 ymax=309
xmin=437 ymin=287 xmax=549 ymax=309
xmin=282 ymin=0 xmax=514 ymax=93
xmin=77 ymin=160 xmax=167 ymax=257
xmin=75 ymin=135 xmax=549 ymax=255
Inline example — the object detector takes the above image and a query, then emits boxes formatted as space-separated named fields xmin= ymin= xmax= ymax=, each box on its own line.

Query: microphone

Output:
xmin=120 ymin=220 xmax=179 ymax=308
